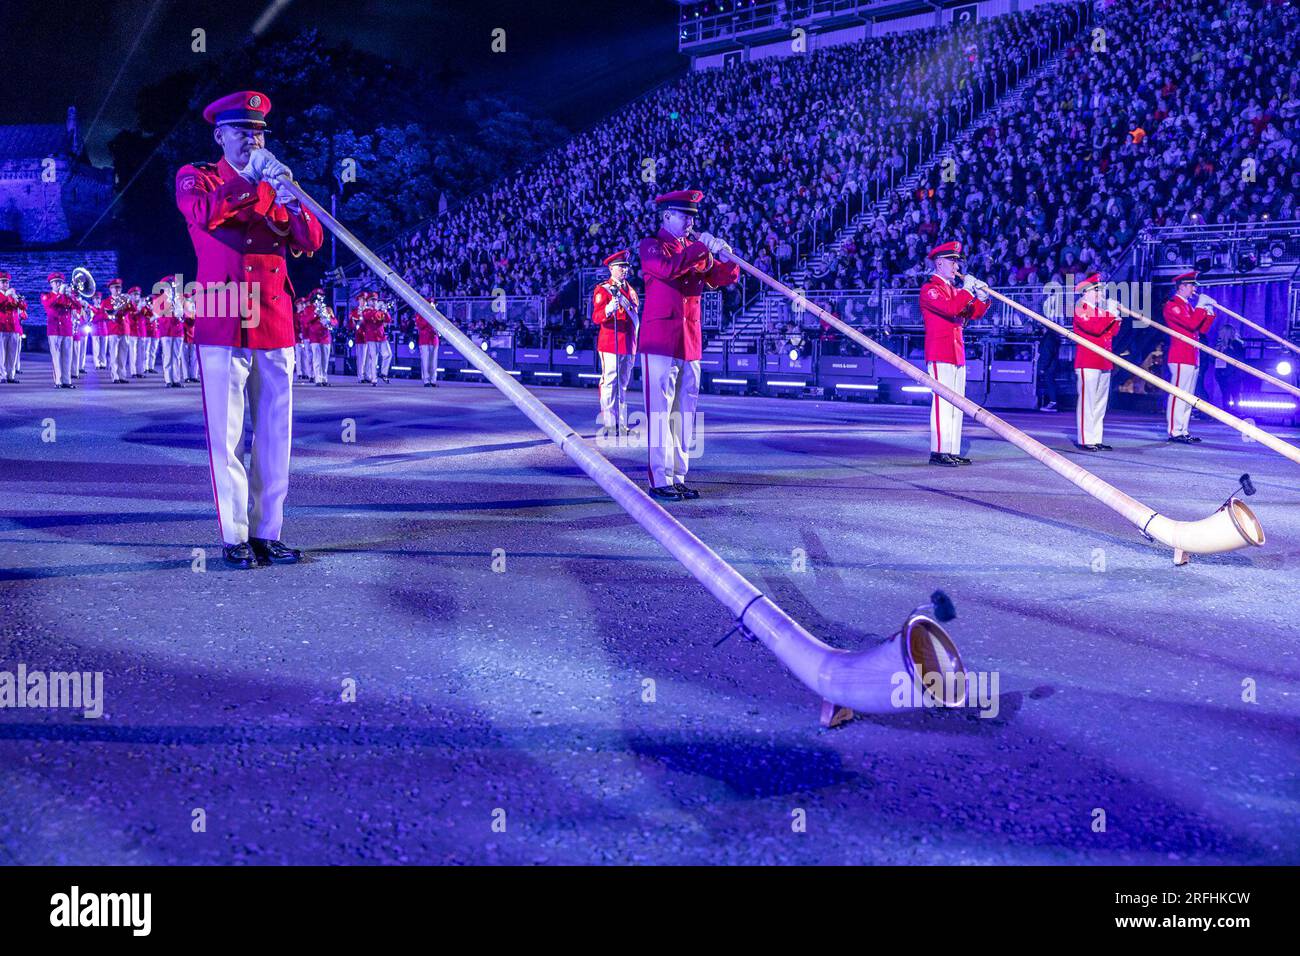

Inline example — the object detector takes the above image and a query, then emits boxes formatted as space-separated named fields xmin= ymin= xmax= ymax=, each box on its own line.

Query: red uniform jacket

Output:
xmin=920 ymin=274 xmax=988 ymax=366
xmin=0 ymin=290 xmax=23 ymax=334
xmin=174 ymin=156 xmax=323 ymax=349
xmin=637 ymin=229 xmax=738 ymax=361
xmin=304 ymin=305 xmax=336 ymax=344
xmin=362 ymin=308 xmax=389 ymax=344
xmin=591 ymin=280 xmax=640 ymax=354
xmin=1072 ymin=301 xmax=1119 ymax=371
xmin=152 ymin=293 xmax=184 ymax=338
xmin=101 ymin=295 xmax=127 ymax=336
xmin=1162 ymin=295 xmax=1215 ymax=367
xmin=349 ymin=309 xmax=367 ymax=342
xmin=91 ymin=303 xmax=108 ymax=336
xmin=415 ymin=312 xmax=440 ymax=347
xmin=41 ymin=290 xmax=79 ymax=336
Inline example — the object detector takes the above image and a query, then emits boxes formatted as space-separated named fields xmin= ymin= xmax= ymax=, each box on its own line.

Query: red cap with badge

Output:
xmin=927 ymin=241 xmax=964 ymax=260
xmin=1174 ymin=271 xmax=1198 ymax=285
xmin=602 ymin=250 xmax=629 ymax=267
xmin=654 ymin=189 xmax=703 ymax=214
xmin=1075 ymin=273 xmax=1101 ymax=293
xmin=48 ymin=272 xmax=66 ymax=282
xmin=127 ymin=286 xmax=141 ymax=294
xmin=203 ymin=91 xmax=272 ymax=130
xmin=108 ymin=278 xmax=122 ymax=287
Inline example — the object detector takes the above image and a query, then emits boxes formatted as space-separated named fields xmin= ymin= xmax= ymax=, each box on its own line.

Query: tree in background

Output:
xmin=99 ymin=28 xmax=565 ymax=288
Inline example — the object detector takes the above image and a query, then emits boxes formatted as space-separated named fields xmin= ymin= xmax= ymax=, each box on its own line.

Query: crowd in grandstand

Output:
xmin=808 ymin=0 xmax=1299 ymax=292
xmin=385 ymin=1 xmax=1083 ymax=311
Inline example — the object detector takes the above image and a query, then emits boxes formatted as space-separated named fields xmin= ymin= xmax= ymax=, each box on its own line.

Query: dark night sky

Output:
xmin=3 ymin=0 xmax=684 ymax=165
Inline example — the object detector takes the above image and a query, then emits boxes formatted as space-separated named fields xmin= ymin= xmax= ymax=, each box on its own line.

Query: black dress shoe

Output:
xmin=1187 ymin=435 xmax=1202 ymax=443
xmin=1074 ymin=442 xmax=1098 ymax=451
xmin=1167 ymin=435 xmax=1196 ymax=445
xmin=249 ymin=537 xmax=302 ymax=564
xmin=649 ymin=485 xmax=683 ymax=501
xmin=1095 ymin=443 xmax=1113 ymax=451
xmin=673 ymin=482 xmax=701 ymax=499
xmin=950 ymin=455 xmax=972 ymax=465
xmin=222 ymin=542 xmax=257 ymax=569
xmin=928 ymin=452 xmax=960 ymax=467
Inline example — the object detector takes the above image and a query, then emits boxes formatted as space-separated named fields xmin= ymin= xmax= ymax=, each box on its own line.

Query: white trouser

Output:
xmin=599 ymin=350 xmax=635 ymax=429
xmin=312 ymin=342 xmax=332 ymax=382
xmin=1076 ymin=368 xmax=1111 ymax=445
xmin=73 ymin=337 xmax=87 ymax=373
xmin=145 ymin=337 xmax=159 ymax=369
xmin=642 ymin=352 xmax=701 ymax=488
xmin=1167 ymin=363 xmax=1198 ymax=437
xmin=125 ymin=336 xmax=139 ymax=375
xmin=107 ymin=336 xmax=124 ymax=380
xmin=183 ymin=343 xmax=198 ymax=379
xmin=1 ymin=331 xmax=21 ymax=379
xmin=92 ymin=335 xmax=106 ymax=366
xmin=294 ymin=343 xmax=306 ymax=375
xmin=198 ymin=345 xmax=294 ymax=546
xmin=358 ymin=341 xmax=376 ymax=380
xmin=48 ymin=335 xmax=73 ymax=385
xmin=379 ymin=338 xmax=393 ymax=377
xmin=419 ymin=343 xmax=439 ymax=383
xmin=928 ymin=361 xmax=966 ymax=454
xmin=161 ymin=337 xmax=183 ymax=384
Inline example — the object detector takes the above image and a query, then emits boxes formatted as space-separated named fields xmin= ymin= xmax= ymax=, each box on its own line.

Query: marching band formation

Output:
xmin=0 ymin=87 xmax=1242 ymax=567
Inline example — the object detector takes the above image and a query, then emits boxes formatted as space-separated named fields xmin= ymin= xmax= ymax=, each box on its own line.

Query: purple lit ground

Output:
xmin=1 ymin=354 xmax=1297 ymax=865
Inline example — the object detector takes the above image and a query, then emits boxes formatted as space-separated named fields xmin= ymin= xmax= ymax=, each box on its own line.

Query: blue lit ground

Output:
xmin=1 ymin=354 xmax=1297 ymax=864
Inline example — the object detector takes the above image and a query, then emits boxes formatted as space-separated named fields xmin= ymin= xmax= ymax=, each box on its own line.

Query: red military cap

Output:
xmin=127 ymin=286 xmax=141 ymax=294
xmin=1074 ymin=273 xmax=1101 ymax=293
xmin=927 ymin=241 xmax=964 ymax=260
xmin=108 ymin=277 xmax=123 ymax=286
xmin=311 ymin=288 xmax=324 ymax=296
xmin=654 ymin=189 xmax=704 ymax=214
xmin=602 ymin=250 xmax=630 ymax=267
xmin=202 ymin=90 xmax=272 ymax=129
xmin=1174 ymin=270 xmax=1198 ymax=285
xmin=48 ymin=271 xmax=66 ymax=282
xmin=0 ymin=272 xmax=9 ymax=280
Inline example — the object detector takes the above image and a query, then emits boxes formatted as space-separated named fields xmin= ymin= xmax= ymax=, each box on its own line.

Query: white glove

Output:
xmin=713 ymin=239 xmax=734 ymax=259
xmin=248 ymin=148 xmax=292 ymax=184
xmin=694 ymin=231 xmax=716 ymax=251
xmin=1196 ymin=293 xmax=1216 ymax=309
xmin=974 ymin=284 xmax=990 ymax=302
xmin=960 ymin=273 xmax=979 ymax=292
xmin=603 ymin=296 xmax=619 ymax=318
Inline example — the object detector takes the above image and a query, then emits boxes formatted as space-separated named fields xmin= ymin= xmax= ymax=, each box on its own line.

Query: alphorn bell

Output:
xmin=274 ymin=175 xmax=969 ymax=722
xmin=1107 ymin=300 xmax=1300 ymax=401
xmin=982 ymin=286 xmax=1300 ymax=468
xmin=718 ymin=248 xmax=1264 ymax=565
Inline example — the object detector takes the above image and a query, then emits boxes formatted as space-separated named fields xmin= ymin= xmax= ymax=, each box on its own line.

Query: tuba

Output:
xmin=71 ymin=267 xmax=96 ymax=304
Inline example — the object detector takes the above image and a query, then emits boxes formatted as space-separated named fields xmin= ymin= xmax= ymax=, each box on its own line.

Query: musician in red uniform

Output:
xmin=101 ymin=278 xmax=129 ymax=384
xmin=89 ymin=289 xmax=109 ymax=369
xmin=124 ymin=285 xmax=147 ymax=378
xmin=71 ymin=294 xmax=90 ymax=378
xmin=416 ymin=297 xmax=440 ymax=387
xmin=293 ymin=297 xmax=311 ymax=382
xmin=637 ymin=189 xmax=739 ymax=500
xmin=181 ymin=286 xmax=199 ymax=382
xmin=141 ymin=291 xmax=162 ymax=374
xmin=0 ymin=272 xmax=23 ymax=383
xmin=153 ymin=275 xmax=187 ymax=388
xmin=304 ymin=289 xmax=337 ymax=386
xmin=175 ymin=89 xmax=323 ymax=568
xmin=1162 ymin=270 xmax=1216 ymax=443
xmin=350 ymin=293 xmax=373 ymax=383
xmin=592 ymin=249 xmax=640 ymax=433
xmin=919 ymin=241 xmax=989 ymax=466
xmin=40 ymin=272 xmax=79 ymax=388
xmin=373 ymin=295 xmax=394 ymax=383
xmin=1071 ymin=273 xmax=1120 ymax=451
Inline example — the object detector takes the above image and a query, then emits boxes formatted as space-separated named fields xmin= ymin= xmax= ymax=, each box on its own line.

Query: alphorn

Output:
xmin=719 ymin=248 xmax=1264 ymax=565
xmin=1195 ymin=293 xmax=1300 ymax=359
xmin=982 ymin=286 xmax=1300 ymax=468
xmin=1108 ymin=301 xmax=1300 ymax=401
xmin=277 ymin=177 xmax=968 ymax=722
